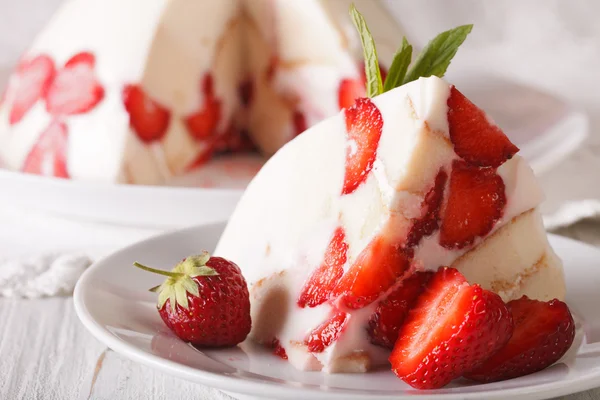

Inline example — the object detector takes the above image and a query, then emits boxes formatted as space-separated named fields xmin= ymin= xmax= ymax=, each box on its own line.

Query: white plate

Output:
xmin=74 ymin=222 xmax=600 ymax=400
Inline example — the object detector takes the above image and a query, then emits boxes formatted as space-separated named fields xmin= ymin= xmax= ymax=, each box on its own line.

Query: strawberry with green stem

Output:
xmin=133 ymin=251 xmax=251 ymax=348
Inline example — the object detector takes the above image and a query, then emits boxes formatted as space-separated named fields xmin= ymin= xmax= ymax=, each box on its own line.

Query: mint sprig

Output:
xmin=349 ymin=4 xmax=383 ymax=98
xmin=349 ymin=4 xmax=472 ymax=96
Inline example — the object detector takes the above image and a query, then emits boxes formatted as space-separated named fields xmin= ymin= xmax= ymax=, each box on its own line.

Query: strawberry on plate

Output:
xmin=367 ymin=271 xmax=433 ymax=349
xmin=123 ymin=84 xmax=171 ymax=143
xmin=341 ymin=97 xmax=383 ymax=195
xmin=390 ymin=267 xmax=513 ymax=390
xmin=305 ymin=311 xmax=349 ymax=353
xmin=134 ymin=252 xmax=251 ymax=347
xmin=465 ymin=296 xmax=575 ymax=383
xmin=22 ymin=120 xmax=69 ymax=178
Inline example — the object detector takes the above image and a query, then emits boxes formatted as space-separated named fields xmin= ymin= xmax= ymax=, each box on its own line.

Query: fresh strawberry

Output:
xmin=367 ymin=271 xmax=433 ymax=349
xmin=341 ymin=97 xmax=383 ymax=195
xmin=22 ymin=120 xmax=69 ymax=178
xmin=123 ymin=84 xmax=171 ymax=143
xmin=390 ymin=267 xmax=513 ymax=389
xmin=133 ymin=252 xmax=251 ymax=347
xmin=269 ymin=338 xmax=288 ymax=360
xmin=406 ymin=169 xmax=448 ymax=248
xmin=46 ymin=52 xmax=104 ymax=115
xmin=338 ymin=78 xmax=364 ymax=110
xmin=439 ymin=160 xmax=506 ymax=249
xmin=305 ymin=312 xmax=348 ymax=353
xmin=297 ymin=227 xmax=348 ymax=308
xmin=465 ymin=296 xmax=575 ymax=383
xmin=292 ymin=110 xmax=307 ymax=136
xmin=9 ymin=54 xmax=56 ymax=125
xmin=184 ymin=74 xmax=222 ymax=140
xmin=447 ymin=86 xmax=519 ymax=168
xmin=333 ymin=234 xmax=410 ymax=309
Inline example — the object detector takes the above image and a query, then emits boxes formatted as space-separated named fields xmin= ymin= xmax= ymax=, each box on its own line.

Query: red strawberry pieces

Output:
xmin=46 ymin=52 xmax=105 ymax=116
xmin=304 ymin=312 xmax=349 ymax=353
xmin=123 ymin=84 xmax=171 ymax=143
xmin=292 ymin=110 xmax=307 ymax=137
xmin=22 ymin=120 xmax=69 ymax=178
xmin=390 ymin=267 xmax=513 ymax=390
xmin=439 ymin=160 xmax=506 ymax=250
xmin=298 ymin=227 xmax=348 ymax=308
xmin=184 ymin=74 xmax=222 ymax=141
xmin=268 ymin=338 xmax=288 ymax=360
xmin=333 ymin=234 xmax=410 ymax=309
xmin=367 ymin=271 xmax=433 ymax=349
xmin=465 ymin=296 xmax=575 ymax=383
xmin=338 ymin=78 xmax=364 ymax=110
xmin=9 ymin=54 xmax=56 ymax=125
xmin=341 ymin=97 xmax=383 ymax=195
xmin=447 ymin=86 xmax=519 ymax=168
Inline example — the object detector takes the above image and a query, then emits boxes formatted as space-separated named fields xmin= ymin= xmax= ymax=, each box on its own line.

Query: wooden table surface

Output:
xmin=0 ymin=220 xmax=597 ymax=400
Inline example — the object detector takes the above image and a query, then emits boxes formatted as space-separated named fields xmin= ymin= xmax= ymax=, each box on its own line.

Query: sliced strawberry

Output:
xmin=341 ymin=97 xmax=383 ymax=195
xmin=298 ymin=227 xmax=348 ymax=308
xmin=304 ymin=312 xmax=348 ymax=353
xmin=406 ymin=169 xmax=448 ymax=248
xmin=465 ymin=296 xmax=575 ymax=383
xmin=46 ymin=51 xmax=104 ymax=116
xmin=367 ymin=271 xmax=433 ymax=349
xmin=292 ymin=110 xmax=307 ymax=137
xmin=447 ymin=86 xmax=519 ymax=168
xmin=22 ymin=120 xmax=69 ymax=178
xmin=333 ymin=234 xmax=410 ymax=309
xmin=9 ymin=54 xmax=56 ymax=125
xmin=390 ymin=267 xmax=513 ymax=390
xmin=184 ymin=74 xmax=222 ymax=141
xmin=338 ymin=78 xmax=364 ymax=110
xmin=439 ymin=160 xmax=506 ymax=250
xmin=269 ymin=338 xmax=288 ymax=360
xmin=123 ymin=84 xmax=171 ymax=143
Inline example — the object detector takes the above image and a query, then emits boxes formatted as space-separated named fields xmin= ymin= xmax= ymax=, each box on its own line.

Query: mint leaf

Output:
xmin=383 ymin=37 xmax=412 ymax=92
xmin=402 ymin=24 xmax=473 ymax=85
xmin=349 ymin=4 xmax=383 ymax=97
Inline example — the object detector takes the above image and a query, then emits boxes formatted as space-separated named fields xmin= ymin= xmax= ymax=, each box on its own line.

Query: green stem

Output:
xmin=133 ymin=262 xmax=182 ymax=278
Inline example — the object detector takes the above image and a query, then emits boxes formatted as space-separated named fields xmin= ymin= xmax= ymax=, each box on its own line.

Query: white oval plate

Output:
xmin=74 ymin=222 xmax=600 ymax=400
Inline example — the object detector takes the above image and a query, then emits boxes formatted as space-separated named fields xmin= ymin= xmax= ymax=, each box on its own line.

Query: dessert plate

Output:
xmin=74 ymin=222 xmax=600 ymax=400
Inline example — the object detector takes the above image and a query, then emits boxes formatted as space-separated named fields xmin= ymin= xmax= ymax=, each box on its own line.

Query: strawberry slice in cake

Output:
xmin=215 ymin=7 xmax=567 ymax=375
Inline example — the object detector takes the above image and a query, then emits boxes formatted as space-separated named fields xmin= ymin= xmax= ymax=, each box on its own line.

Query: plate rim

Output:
xmin=74 ymin=225 xmax=600 ymax=400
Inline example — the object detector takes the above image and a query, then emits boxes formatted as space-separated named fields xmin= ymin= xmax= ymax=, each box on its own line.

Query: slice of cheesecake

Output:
xmin=214 ymin=76 xmax=565 ymax=373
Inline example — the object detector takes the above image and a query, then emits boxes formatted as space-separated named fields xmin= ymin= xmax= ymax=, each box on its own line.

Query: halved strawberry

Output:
xmin=333 ymin=234 xmax=410 ymax=309
xmin=341 ymin=97 xmax=383 ymax=195
xmin=123 ymin=84 xmax=171 ymax=143
xmin=297 ymin=227 xmax=348 ymax=308
xmin=447 ymin=86 xmax=519 ymax=168
xmin=439 ymin=160 xmax=506 ymax=249
xmin=465 ymin=296 xmax=575 ymax=383
xmin=390 ymin=267 xmax=513 ymax=390
xmin=46 ymin=51 xmax=104 ymax=115
xmin=184 ymin=74 xmax=222 ymax=140
xmin=338 ymin=78 xmax=364 ymax=110
xmin=269 ymin=338 xmax=288 ymax=360
xmin=9 ymin=54 xmax=56 ymax=125
xmin=406 ymin=169 xmax=448 ymax=248
xmin=304 ymin=312 xmax=348 ymax=353
xmin=292 ymin=110 xmax=307 ymax=137
xmin=367 ymin=271 xmax=433 ymax=349
xmin=22 ymin=120 xmax=69 ymax=178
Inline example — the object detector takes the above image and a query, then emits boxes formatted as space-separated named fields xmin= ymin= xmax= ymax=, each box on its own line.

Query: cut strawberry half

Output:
xmin=390 ymin=267 xmax=513 ymax=389
xmin=465 ymin=296 xmax=575 ymax=383
xmin=367 ymin=270 xmax=433 ymax=349
xmin=333 ymin=234 xmax=410 ymax=309
xmin=341 ymin=97 xmax=383 ymax=195
xmin=184 ymin=74 xmax=222 ymax=141
xmin=269 ymin=338 xmax=288 ymax=360
xmin=447 ymin=86 xmax=519 ymax=168
xmin=338 ymin=78 xmax=364 ymax=110
xmin=406 ymin=169 xmax=448 ymax=248
xmin=439 ymin=160 xmax=506 ymax=250
xmin=9 ymin=54 xmax=56 ymax=125
xmin=298 ymin=227 xmax=348 ymax=308
xmin=45 ymin=51 xmax=104 ymax=116
xmin=22 ymin=120 xmax=69 ymax=178
xmin=304 ymin=312 xmax=349 ymax=353
xmin=123 ymin=84 xmax=171 ymax=143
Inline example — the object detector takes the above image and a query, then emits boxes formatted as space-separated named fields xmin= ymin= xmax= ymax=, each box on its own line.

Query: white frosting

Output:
xmin=215 ymin=76 xmax=554 ymax=372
